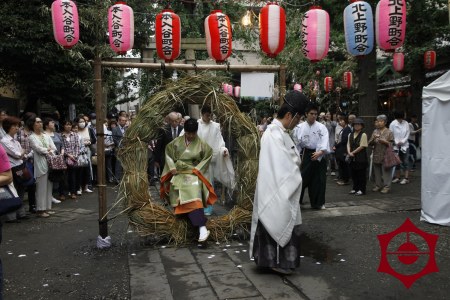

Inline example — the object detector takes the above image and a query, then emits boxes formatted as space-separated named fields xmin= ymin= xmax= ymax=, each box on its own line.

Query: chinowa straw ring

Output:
xmin=114 ymin=73 xmax=259 ymax=245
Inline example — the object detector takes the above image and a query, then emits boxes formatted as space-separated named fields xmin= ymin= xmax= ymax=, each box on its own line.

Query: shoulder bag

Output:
xmin=0 ymin=183 xmax=23 ymax=216
xmin=77 ymin=151 xmax=89 ymax=167
xmin=383 ymin=145 xmax=401 ymax=169
xmin=11 ymin=161 xmax=34 ymax=186
xmin=46 ymin=153 xmax=67 ymax=170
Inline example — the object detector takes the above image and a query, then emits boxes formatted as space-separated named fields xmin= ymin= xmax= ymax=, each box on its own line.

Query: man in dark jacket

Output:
xmin=154 ymin=112 xmax=183 ymax=173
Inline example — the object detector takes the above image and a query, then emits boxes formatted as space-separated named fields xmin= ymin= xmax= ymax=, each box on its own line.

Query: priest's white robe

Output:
xmin=182 ymin=119 xmax=236 ymax=189
xmin=249 ymin=119 xmax=302 ymax=258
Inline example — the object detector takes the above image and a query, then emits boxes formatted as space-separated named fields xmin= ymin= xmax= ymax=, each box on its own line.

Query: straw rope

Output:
xmin=117 ymin=73 xmax=260 ymax=245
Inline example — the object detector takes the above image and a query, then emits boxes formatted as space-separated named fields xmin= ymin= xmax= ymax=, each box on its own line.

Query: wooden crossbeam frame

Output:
xmin=94 ymin=57 xmax=286 ymax=239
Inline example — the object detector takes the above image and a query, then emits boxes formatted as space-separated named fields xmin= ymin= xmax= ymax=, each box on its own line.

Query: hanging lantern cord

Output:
xmin=226 ymin=61 xmax=230 ymax=73
xmin=192 ymin=63 xmax=197 ymax=74
xmin=160 ymin=62 xmax=166 ymax=71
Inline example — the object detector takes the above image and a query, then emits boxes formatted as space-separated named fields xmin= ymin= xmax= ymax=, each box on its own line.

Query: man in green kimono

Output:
xmin=160 ymin=118 xmax=217 ymax=242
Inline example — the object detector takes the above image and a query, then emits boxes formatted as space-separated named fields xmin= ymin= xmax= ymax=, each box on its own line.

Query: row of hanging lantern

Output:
xmin=53 ymin=0 xmax=439 ymax=72
xmin=322 ymin=72 xmax=354 ymax=93
xmin=222 ymin=83 xmax=241 ymax=98
xmin=392 ymin=50 xmax=437 ymax=72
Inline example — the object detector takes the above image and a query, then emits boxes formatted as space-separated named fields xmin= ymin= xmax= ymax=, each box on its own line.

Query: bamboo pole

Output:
xmin=279 ymin=64 xmax=286 ymax=106
xmin=94 ymin=56 xmax=108 ymax=239
xmin=100 ymin=61 xmax=282 ymax=72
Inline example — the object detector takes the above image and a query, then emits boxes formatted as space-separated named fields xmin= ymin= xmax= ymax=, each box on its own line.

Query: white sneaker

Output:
xmin=84 ymin=188 xmax=93 ymax=193
xmin=349 ymin=190 xmax=356 ymax=194
xmin=400 ymin=178 xmax=409 ymax=185
xmin=52 ymin=198 xmax=61 ymax=204
xmin=76 ymin=190 xmax=82 ymax=195
xmin=392 ymin=178 xmax=400 ymax=184
xmin=320 ymin=205 xmax=326 ymax=210
xmin=330 ymin=172 xmax=336 ymax=176
xmin=355 ymin=191 xmax=364 ymax=196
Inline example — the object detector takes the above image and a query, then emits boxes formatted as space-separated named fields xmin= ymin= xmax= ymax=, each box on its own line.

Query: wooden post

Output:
xmin=94 ymin=56 xmax=108 ymax=239
xmin=279 ymin=64 xmax=286 ymax=106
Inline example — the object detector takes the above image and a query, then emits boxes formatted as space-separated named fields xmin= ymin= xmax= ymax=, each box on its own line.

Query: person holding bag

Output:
xmin=347 ymin=118 xmax=368 ymax=196
xmin=44 ymin=118 xmax=65 ymax=203
xmin=16 ymin=112 xmax=38 ymax=213
xmin=0 ymin=116 xmax=29 ymax=222
xmin=61 ymin=120 xmax=80 ymax=199
xmin=27 ymin=116 xmax=57 ymax=218
xmin=369 ymin=115 xmax=395 ymax=194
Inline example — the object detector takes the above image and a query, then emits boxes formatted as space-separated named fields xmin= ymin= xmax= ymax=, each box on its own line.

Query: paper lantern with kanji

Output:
xmin=376 ymin=0 xmax=406 ymax=51
xmin=51 ymin=0 xmax=79 ymax=49
xmin=301 ymin=6 xmax=330 ymax=62
xmin=155 ymin=9 xmax=181 ymax=63
xmin=393 ymin=52 xmax=404 ymax=72
xmin=234 ymin=86 xmax=241 ymax=98
xmin=108 ymin=2 xmax=134 ymax=55
xmin=205 ymin=10 xmax=232 ymax=63
xmin=324 ymin=77 xmax=333 ymax=93
xmin=343 ymin=72 xmax=353 ymax=89
xmin=424 ymin=50 xmax=436 ymax=69
xmin=259 ymin=3 xmax=286 ymax=58
xmin=343 ymin=1 xmax=374 ymax=56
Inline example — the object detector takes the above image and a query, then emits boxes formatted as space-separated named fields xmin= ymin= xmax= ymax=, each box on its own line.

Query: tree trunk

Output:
xmin=356 ymin=49 xmax=378 ymax=134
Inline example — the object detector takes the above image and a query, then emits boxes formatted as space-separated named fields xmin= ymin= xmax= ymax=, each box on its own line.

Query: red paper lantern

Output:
xmin=424 ymin=50 xmax=436 ymax=70
xmin=205 ymin=10 xmax=232 ymax=63
xmin=259 ymin=3 xmax=286 ymax=58
xmin=108 ymin=2 xmax=134 ymax=55
xmin=343 ymin=72 xmax=353 ymax=89
xmin=392 ymin=52 xmax=404 ymax=72
xmin=155 ymin=9 xmax=181 ymax=63
xmin=376 ymin=0 xmax=406 ymax=51
xmin=234 ymin=86 xmax=241 ymax=98
xmin=301 ymin=6 xmax=330 ymax=62
xmin=227 ymin=84 xmax=234 ymax=96
xmin=51 ymin=0 xmax=79 ymax=49
xmin=324 ymin=77 xmax=333 ymax=93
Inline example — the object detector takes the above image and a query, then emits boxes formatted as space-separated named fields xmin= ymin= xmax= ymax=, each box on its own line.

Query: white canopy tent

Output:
xmin=421 ymin=71 xmax=450 ymax=226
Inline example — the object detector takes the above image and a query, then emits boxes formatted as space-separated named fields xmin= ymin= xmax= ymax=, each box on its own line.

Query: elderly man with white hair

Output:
xmin=155 ymin=112 xmax=184 ymax=173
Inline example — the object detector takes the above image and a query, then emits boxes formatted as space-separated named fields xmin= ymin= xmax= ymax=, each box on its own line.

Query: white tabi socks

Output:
xmin=198 ymin=226 xmax=210 ymax=242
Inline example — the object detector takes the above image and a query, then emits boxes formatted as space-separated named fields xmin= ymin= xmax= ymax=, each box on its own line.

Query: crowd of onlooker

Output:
xmin=256 ymin=109 xmax=421 ymax=199
xmin=0 ymin=109 xmax=135 ymax=221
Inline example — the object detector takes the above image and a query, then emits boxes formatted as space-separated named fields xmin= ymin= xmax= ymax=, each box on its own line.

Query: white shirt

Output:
xmin=389 ymin=119 xmax=410 ymax=152
xmin=294 ymin=121 xmax=330 ymax=159
xmin=1 ymin=135 xmax=23 ymax=167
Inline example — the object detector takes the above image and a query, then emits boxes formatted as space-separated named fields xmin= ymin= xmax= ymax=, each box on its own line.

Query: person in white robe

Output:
xmin=198 ymin=106 xmax=235 ymax=215
xmin=293 ymin=102 xmax=330 ymax=209
xmin=249 ymin=90 xmax=309 ymax=275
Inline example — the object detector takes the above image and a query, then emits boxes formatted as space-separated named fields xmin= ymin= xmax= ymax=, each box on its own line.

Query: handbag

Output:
xmin=91 ymin=155 xmax=97 ymax=166
xmin=0 ymin=183 xmax=23 ymax=216
xmin=66 ymin=156 xmax=78 ymax=167
xmin=11 ymin=162 xmax=34 ymax=185
xmin=77 ymin=151 xmax=89 ymax=167
xmin=383 ymin=145 xmax=401 ymax=169
xmin=46 ymin=153 xmax=67 ymax=170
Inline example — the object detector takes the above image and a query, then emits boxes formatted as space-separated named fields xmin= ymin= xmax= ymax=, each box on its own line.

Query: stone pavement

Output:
xmin=125 ymin=168 xmax=450 ymax=300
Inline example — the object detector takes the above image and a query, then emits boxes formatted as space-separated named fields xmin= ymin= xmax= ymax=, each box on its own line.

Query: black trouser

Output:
xmin=187 ymin=208 xmax=207 ymax=227
xmin=300 ymin=149 xmax=327 ymax=209
xmin=68 ymin=167 xmax=78 ymax=194
xmin=350 ymin=166 xmax=367 ymax=194
xmin=337 ymin=159 xmax=350 ymax=182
